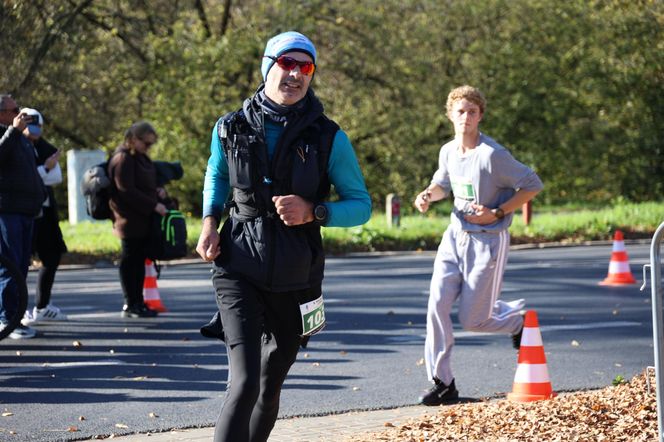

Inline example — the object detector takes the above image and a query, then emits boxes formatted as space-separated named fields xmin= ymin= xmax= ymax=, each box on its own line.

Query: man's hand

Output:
xmin=464 ymin=203 xmax=499 ymax=225
xmin=415 ymin=184 xmax=447 ymax=213
xmin=272 ymin=195 xmax=314 ymax=226
xmin=13 ymin=112 xmax=29 ymax=131
xmin=154 ymin=202 xmax=168 ymax=216
xmin=45 ymin=150 xmax=60 ymax=171
xmin=414 ymin=190 xmax=432 ymax=213
xmin=196 ymin=216 xmax=221 ymax=261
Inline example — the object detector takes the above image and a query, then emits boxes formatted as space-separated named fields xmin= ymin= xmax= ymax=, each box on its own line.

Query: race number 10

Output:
xmin=300 ymin=295 xmax=325 ymax=336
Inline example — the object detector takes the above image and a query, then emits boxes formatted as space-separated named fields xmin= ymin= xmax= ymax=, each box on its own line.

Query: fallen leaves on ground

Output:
xmin=344 ymin=372 xmax=658 ymax=441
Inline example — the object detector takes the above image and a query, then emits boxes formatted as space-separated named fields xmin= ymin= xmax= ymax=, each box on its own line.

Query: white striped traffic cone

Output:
xmin=143 ymin=259 xmax=167 ymax=312
xmin=507 ymin=310 xmax=556 ymax=402
xmin=599 ymin=230 xmax=636 ymax=286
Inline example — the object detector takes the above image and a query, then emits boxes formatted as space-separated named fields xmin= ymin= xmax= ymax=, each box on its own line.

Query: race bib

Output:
xmin=450 ymin=175 xmax=475 ymax=200
xmin=300 ymin=295 xmax=326 ymax=336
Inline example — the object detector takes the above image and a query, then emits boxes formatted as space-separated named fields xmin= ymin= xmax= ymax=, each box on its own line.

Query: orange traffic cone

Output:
xmin=599 ymin=230 xmax=636 ymax=286
xmin=143 ymin=259 xmax=167 ymax=312
xmin=507 ymin=310 xmax=556 ymax=402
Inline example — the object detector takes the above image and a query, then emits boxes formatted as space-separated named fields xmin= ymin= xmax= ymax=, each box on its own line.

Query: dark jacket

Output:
xmin=108 ymin=146 xmax=158 ymax=239
xmin=216 ymin=93 xmax=338 ymax=292
xmin=33 ymin=138 xmax=59 ymax=213
xmin=0 ymin=124 xmax=46 ymax=216
xmin=33 ymin=138 xmax=67 ymax=256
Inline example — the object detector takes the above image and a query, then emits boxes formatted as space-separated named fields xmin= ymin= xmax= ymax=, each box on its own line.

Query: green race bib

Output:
xmin=450 ymin=175 xmax=475 ymax=200
xmin=300 ymin=295 xmax=326 ymax=336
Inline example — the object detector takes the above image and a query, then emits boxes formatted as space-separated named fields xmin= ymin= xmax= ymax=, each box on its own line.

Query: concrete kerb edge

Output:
xmin=76 ymin=386 xmax=618 ymax=441
xmin=49 ymin=238 xmax=652 ymax=272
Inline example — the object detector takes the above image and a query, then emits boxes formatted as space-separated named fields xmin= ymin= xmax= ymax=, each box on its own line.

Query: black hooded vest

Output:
xmin=215 ymin=108 xmax=339 ymax=292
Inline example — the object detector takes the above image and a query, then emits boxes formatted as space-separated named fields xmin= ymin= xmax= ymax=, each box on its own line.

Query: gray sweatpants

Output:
xmin=424 ymin=226 xmax=524 ymax=385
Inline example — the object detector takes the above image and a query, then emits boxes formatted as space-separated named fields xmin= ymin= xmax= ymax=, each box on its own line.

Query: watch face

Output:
xmin=315 ymin=205 xmax=327 ymax=220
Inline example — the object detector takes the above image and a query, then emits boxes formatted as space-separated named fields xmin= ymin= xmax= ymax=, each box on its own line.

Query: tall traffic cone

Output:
xmin=143 ymin=259 xmax=167 ymax=312
xmin=599 ymin=230 xmax=636 ymax=286
xmin=507 ymin=310 xmax=556 ymax=402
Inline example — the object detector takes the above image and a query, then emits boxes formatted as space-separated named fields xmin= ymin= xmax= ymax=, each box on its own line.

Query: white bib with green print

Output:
xmin=300 ymin=295 xmax=326 ymax=336
xmin=450 ymin=175 xmax=475 ymax=200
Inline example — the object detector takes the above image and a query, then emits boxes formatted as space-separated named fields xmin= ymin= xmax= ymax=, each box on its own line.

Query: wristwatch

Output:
xmin=492 ymin=207 xmax=505 ymax=220
xmin=314 ymin=204 xmax=329 ymax=225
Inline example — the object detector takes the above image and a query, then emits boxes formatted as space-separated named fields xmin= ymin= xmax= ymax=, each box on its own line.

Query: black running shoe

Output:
xmin=511 ymin=311 xmax=526 ymax=350
xmin=511 ymin=326 xmax=523 ymax=350
xmin=122 ymin=304 xmax=158 ymax=318
xmin=418 ymin=378 xmax=459 ymax=406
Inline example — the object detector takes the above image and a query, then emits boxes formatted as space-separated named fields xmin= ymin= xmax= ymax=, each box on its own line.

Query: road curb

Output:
xmin=48 ymin=238 xmax=653 ymax=272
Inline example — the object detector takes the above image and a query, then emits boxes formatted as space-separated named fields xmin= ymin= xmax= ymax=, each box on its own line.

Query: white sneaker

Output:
xmin=9 ymin=324 xmax=36 ymax=339
xmin=21 ymin=304 xmax=68 ymax=325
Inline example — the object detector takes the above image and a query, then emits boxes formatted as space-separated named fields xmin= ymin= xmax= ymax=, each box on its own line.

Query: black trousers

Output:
xmin=119 ymin=237 xmax=149 ymax=307
xmin=211 ymin=271 xmax=309 ymax=442
xmin=32 ymin=205 xmax=67 ymax=309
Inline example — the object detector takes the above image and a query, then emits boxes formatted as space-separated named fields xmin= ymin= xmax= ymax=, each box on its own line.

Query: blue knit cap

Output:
xmin=261 ymin=31 xmax=317 ymax=81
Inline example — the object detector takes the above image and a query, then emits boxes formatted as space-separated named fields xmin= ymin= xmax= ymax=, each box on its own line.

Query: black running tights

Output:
xmin=213 ymin=334 xmax=300 ymax=442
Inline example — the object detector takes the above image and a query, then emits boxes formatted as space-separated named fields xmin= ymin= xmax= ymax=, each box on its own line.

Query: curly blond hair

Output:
xmin=446 ymin=85 xmax=486 ymax=115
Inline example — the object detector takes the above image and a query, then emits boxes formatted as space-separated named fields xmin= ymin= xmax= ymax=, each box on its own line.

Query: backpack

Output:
xmin=80 ymin=161 xmax=112 ymax=220
xmin=147 ymin=210 xmax=188 ymax=261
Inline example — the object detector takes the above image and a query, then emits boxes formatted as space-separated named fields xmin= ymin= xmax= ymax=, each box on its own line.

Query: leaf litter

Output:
xmin=344 ymin=371 xmax=658 ymax=441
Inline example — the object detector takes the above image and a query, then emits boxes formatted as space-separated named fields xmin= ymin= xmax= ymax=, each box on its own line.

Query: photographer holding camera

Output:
xmin=0 ymin=95 xmax=46 ymax=339
xmin=19 ymin=108 xmax=69 ymax=328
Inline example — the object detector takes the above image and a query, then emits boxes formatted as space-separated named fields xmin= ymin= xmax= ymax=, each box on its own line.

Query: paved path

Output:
xmin=1 ymin=243 xmax=655 ymax=441
xmin=109 ymin=405 xmax=432 ymax=441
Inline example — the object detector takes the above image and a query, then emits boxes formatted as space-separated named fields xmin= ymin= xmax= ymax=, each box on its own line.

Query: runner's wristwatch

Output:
xmin=314 ymin=204 xmax=329 ymax=225
xmin=492 ymin=207 xmax=505 ymax=220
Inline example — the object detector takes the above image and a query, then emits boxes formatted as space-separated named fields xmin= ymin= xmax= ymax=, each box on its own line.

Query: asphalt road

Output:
xmin=0 ymin=243 xmax=657 ymax=441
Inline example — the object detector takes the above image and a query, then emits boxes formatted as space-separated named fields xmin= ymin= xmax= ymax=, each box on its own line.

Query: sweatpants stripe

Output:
xmin=490 ymin=230 xmax=509 ymax=309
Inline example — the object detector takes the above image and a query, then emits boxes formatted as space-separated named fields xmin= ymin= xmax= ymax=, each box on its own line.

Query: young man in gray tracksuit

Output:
xmin=414 ymin=85 xmax=543 ymax=405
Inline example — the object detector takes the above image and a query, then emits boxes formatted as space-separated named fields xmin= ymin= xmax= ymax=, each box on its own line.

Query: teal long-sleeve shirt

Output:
xmin=202 ymin=119 xmax=372 ymax=227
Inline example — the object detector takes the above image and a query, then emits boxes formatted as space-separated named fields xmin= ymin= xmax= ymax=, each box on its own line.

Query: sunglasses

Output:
xmin=139 ymin=137 xmax=156 ymax=148
xmin=267 ymin=55 xmax=316 ymax=76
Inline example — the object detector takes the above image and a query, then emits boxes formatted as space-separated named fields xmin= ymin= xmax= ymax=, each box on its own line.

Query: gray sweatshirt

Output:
xmin=431 ymin=133 xmax=543 ymax=233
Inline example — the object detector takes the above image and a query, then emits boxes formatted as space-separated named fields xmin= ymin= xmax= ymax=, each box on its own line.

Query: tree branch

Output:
xmin=78 ymin=10 xmax=149 ymax=63
xmin=17 ymin=0 xmax=95 ymax=91
xmin=220 ymin=0 xmax=232 ymax=36
xmin=194 ymin=0 xmax=212 ymax=38
xmin=50 ymin=121 xmax=90 ymax=148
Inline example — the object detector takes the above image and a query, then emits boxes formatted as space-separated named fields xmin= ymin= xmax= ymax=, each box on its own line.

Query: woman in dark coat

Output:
xmin=108 ymin=121 xmax=168 ymax=318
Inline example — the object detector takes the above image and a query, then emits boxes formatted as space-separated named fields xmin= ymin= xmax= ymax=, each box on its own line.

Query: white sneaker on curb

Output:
xmin=9 ymin=324 xmax=36 ymax=339
xmin=21 ymin=304 xmax=68 ymax=325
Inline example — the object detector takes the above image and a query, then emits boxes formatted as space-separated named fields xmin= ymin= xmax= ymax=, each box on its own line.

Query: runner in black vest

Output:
xmin=196 ymin=31 xmax=371 ymax=442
